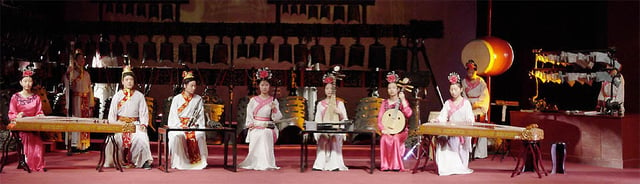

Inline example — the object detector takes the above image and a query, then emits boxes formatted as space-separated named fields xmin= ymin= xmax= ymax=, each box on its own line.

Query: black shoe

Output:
xmin=142 ymin=161 xmax=152 ymax=170
xmin=312 ymin=168 xmax=322 ymax=171
xmin=331 ymin=168 xmax=340 ymax=172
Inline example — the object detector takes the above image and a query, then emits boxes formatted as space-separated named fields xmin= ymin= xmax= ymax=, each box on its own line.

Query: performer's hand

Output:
xmin=399 ymin=92 xmax=406 ymax=100
xmin=16 ymin=112 xmax=24 ymax=118
xmin=429 ymin=119 xmax=439 ymax=123
xmin=381 ymin=129 xmax=390 ymax=134
xmin=36 ymin=114 xmax=44 ymax=117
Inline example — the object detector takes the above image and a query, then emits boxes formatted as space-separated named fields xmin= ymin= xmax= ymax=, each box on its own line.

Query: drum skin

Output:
xmin=461 ymin=36 xmax=514 ymax=76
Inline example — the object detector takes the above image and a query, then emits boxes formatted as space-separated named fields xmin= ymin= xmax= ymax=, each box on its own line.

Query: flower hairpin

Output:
xmin=323 ymin=73 xmax=335 ymax=84
xmin=386 ymin=71 xmax=399 ymax=83
xmin=22 ymin=68 xmax=34 ymax=77
xmin=448 ymin=72 xmax=460 ymax=84
xmin=256 ymin=67 xmax=272 ymax=80
xmin=465 ymin=60 xmax=477 ymax=71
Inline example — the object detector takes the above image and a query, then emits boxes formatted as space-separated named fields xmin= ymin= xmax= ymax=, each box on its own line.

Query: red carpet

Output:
xmin=1 ymin=144 xmax=638 ymax=184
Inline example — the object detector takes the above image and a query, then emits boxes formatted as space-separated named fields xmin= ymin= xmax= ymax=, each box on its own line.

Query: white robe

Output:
xmin=598 ymin=75 xmax=625 ymax=113
xmin=462 ymin=77 xmax=489 ymax=158
xmin=63 ymin=68 xmax=94 ymax=150
xmin=168 ymin=94 xmax=208 ymax=170
xmin=103 ymin=90 xmax=153 ymax=168
xmin=312 ymin=99 xmax=348 ymax=171
xmin=433 ymin=99 xmax=474 ymax=176
xmin=239 ymin=96 xmax=283 ymax=170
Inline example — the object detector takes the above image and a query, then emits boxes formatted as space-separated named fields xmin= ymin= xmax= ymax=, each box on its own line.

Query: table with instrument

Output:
xmin=411 ymin=122 xmax=546 ymax=178
xmin=300 ymin=129 xmax=376 ymax=174
xmin=1 ymin=116 xmax=136 ymax=172
xmin=156 ymin=126 xmax=237 ymax=173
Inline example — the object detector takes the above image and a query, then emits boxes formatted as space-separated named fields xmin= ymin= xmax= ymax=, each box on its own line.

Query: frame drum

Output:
xmin=461 ymin=37 xmax=514 ymax=76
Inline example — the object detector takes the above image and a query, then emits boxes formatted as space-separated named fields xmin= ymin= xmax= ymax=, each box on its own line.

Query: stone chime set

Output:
xmin=97 ymin=1 xmax=188 ymax=22
xmin=279 ymin=3 xmax=362 ymax=24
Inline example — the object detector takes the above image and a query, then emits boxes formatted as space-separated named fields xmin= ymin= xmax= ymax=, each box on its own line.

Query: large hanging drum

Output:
xmin=354 ymin=97 xmax=383 ymax=135
xmin=461 ymin=36 xmax=514 ymax=76
xmin=278 ymin=96 xmax=306 ymax=130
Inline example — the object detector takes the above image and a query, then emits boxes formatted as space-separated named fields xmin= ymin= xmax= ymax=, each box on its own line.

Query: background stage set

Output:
xmin=0 ymin=0 xmax=638 ymax=182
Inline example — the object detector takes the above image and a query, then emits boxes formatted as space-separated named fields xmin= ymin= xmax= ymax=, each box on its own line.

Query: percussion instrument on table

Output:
xmin=354 ymin=97 xmax=382 ymax=134
xmin=204 ymin=103 xmax=224 ymax=122
xmin=278 ymin=96 xmax=306 ymax=130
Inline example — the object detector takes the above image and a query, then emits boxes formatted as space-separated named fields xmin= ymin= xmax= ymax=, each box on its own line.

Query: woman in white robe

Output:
xmin=430 ymin=72 xmax=474 ymax=176
xmin=312 ymin=82 xmax=349 ymax=171
xmin=167 ymin=71 xmax=208 ymax=170
xmin=239 ymin=68 xmax=283 ymax=170
xmin=103 ymin=66 xmax=153 ymax=169
xmin=462 ymin=60 xmax=490 ymax=159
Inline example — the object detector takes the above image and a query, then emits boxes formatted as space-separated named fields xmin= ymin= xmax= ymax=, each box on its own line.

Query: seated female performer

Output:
xmin=8 ymin=67 xmax=46 ymax=171
xmin=312 ymin=74 xmax=349 ymax=171
xmin=429 ymin=72 xmax=474 ymax=176
xmin=377 ymin=71 xmax=412 ymax=171
xmin=238 ymin=68 xmax=283 ymax=170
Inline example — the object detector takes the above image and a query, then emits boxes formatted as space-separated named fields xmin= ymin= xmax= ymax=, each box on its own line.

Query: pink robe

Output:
xmin=8 ymin=93 xmax=45 ymax=171
xmin=377 ymin=99 xmax=412 ymax=171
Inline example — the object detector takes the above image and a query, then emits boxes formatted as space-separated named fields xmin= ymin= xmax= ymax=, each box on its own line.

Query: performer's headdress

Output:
xmin=74 ymin=48 xmax=84 ymax=58
xmin=22 ymin=66 xmax=35 ymax=77
xmin=386 ymin=71 xmax=399 ymax=83
xmin=323 ymin=73 xmax=336 ymax=84
xmin=255 ymin=67 xmax=272 ymax=81
xmin=448 ymin=72 xmax=461 ymax=84
xmin=182 ymin=70 xmax=195 ymax=80
xmin=465 ymin=60 xmax=478 ymax=71
xmin=122 ymin=65 xmax=135 ymax=79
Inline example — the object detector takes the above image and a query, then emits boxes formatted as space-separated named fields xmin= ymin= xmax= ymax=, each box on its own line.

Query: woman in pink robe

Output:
xmin=8 ymin=69 xmax=46 ymax=171
xmin=377 ymin=71 xmax=412 ymax=171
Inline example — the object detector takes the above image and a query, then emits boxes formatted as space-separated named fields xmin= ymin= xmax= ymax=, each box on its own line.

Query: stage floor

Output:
xmin=1 ymin=144 xmax=639 ymax=184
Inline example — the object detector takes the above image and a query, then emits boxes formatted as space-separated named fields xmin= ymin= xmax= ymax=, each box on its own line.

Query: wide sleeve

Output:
xmin=194 ymin=97 xmax=206 ymax=128
xmin=463 ymin=100 xmax=475 ymax=123
xmin=245 ymin=97 xmax=256 ymax=127
xmin=377 ymin=100 xmax=387 ymax=131
xmin=337 ymin=100 xmax=348 ymax=121
xmin=8 ymin=95 xmax=18 ymax=121
xmin=618 ymin=75 xmax=625 ymax=112
xmin=400 ymin=98 xmax=413 ymax=118
xmin=314 ymin=100 xmax=324 ymax=122
xmin=271 ymin=99 xmax=283 ymax=121
xmin=435 ymin=100 xmax=450 ymax=123
xmin=476 ymin=80 xmax=490 ymax=114
xmin=86 ymin=71 xmax=95 ymax=107
xmin=33 ymin=95 xmax=44 ymax=116
xmin=138 ymin=94 xmax=150 ymax=126
xmin=167 ymin=96 xmax=180 ymax=128
xmin=108 ymin=92 xmax=120 ymax=123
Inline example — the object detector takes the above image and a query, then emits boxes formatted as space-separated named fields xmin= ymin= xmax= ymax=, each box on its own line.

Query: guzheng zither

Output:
xmin=413 ymin=122 xmax=544 ymax=141
xmin=8 ymin=116 xmax=135 ymax=133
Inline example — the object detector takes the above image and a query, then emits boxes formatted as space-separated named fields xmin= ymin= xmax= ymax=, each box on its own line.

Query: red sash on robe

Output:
xmin=117 ymin=89 xmax=134 ymax=148
xmin=177 ymin=93 xmax=201 ymax=164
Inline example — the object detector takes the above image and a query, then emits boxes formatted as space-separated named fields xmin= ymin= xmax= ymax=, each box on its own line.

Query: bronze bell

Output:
xmin=159 ymin=35 xmax=173 ymax=62
xmin=348 ymin=37 xmax=365 ymax=67
xmin=236 ymin=36 xmax=248 ymax=59
xmin=98 ymin=34 xmax=111 ymax=57
xmin=195 ymin=35 xmax=210 ymax=63
xmin=112 ymin=35 xmax=124 ymax=58
xmin=278 ymin=36 xmax=292 ymax=63
xmin=262 ymin=36 xmax=275 ymax=60
xmin=291 ymin=4 xmax=298 ymax=15
xmin=320 ymin=5 xmax=330 ymax=20
xmin=368 ymin=38 xmax=386 ymax=70
xmin=310 ymin=37 xmax=325 ymax=66
xmin=212 ymin=36 xmax=229 ymax=64
xmin=282 ymin=4 xmax=289 ymax=14
xmin=161 ymin=3 xmax=173 ymax=21
xmin=142 ymin=35 xmax=157 ymax=61
xmin=148 ymin=4 xmax=159 ymax=19
xmin=333 ymin=6 xmax=345 ymax=22
xmin=347 ymin=5 xmax=361 ymax=23
xmin=125 ymin=3 xmax=134 ymax=15
xmin=330 ymin=37 xmax=345 ymax=66
xmin=136 ymin=3 xmax=146 ymax=17
xmin=308 ymin=5 xmax=318 ymax=19
xmin=178 ymin=35 xmax=193 ymax=63
xmin=300 ymin=4 xmax=307 ymax=15
xmin=127 ymin=35 xmax=139 ymax=59
xmin=293 ymin=37 xmax=308 ymax=64
xmin=389 ymin=38 xmax=408 ymax=71
xmin=249 ymin=36 xmax=261 ymax=58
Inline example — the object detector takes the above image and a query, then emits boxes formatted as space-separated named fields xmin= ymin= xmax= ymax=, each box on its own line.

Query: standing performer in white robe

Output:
xmin=167 ymin=71 xmax=208 ymax=170
xmin=312 ymin=77 xmax=349 ymax=171
xmin=239 ymin=68 xmax=283 ymax=170
xmin=104 ymin=65 xmax=153 ymax=169
xmin=462 ymin=60 xmax=490 ymax=159
xmin=430 ymin=72 xmax=474 ymax=176
xmin=64 ymin=48 xmax=94 ymax=151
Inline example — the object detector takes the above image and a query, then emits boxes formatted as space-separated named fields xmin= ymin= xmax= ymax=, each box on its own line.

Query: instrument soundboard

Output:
xmin=8 ymin=116 xmax=136 ymax=133
xmin=413 ymin=122 xmax=543 ymax=141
